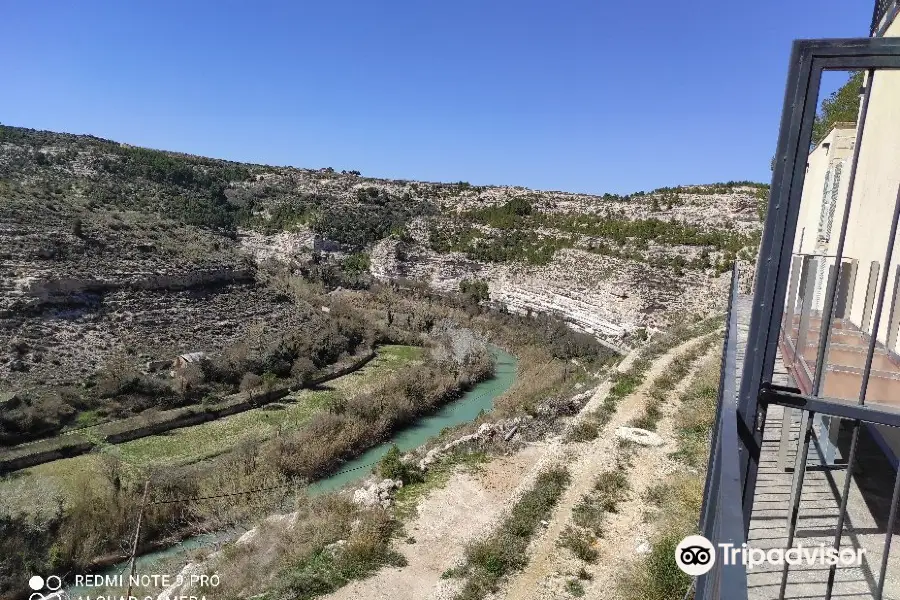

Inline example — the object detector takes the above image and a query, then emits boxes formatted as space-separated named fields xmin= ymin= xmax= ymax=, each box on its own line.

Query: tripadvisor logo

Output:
xmin=674 ymin=535 xmax=866 ymax=576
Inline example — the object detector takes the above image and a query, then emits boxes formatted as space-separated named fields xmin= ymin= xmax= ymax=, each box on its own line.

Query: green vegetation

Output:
xmin=559 ymin=526 xmax=598 ymax=563
xmin=566 ymin=578 xmax=587 ymax=597
xmin=465 ymin=197 xmax=534 ymax=229
xmin=573 ymin=470 xmax=629 ymax=535
xmin=812 ymin=71 xmax=863 ymax=147
xmin=312 ymin=191 xmax=435 ymax=250
xmin=650 ymin=181 xmax=768 ymax=196
xmin=452 ymin=467 xmax=571 ymax=600
xmin=547 ymin=213 xmax=752 ymax=253
xmin=113 ymin=390 xmax=334 ymax=468
xmin=630 ymin=333 xmax=718 ymax=431
xmin=429 ymin=194 xmax=758 ymax=269
xmin=207 ymin=495 xmax=406 ymax=600
xmin=559 ymin=453 xmax=631 ymax=564
xmin=275 ymin=509 xmax=407 ymax=599
xmin=377 ymin=444 xmax=424 ymax=485
xmin=341 ymin=252 xmax=371 ymax=274
xmin=430 ymin=224 xmax=570 ymax=266
xmin=459 ymin=278 xmax=490 ymax=303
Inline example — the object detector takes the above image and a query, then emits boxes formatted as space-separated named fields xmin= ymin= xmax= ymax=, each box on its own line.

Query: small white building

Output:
xmin=173 ymin=352 xmax=207 ymax=372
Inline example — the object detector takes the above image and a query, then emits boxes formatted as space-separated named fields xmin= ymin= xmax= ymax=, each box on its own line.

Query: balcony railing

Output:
xmin=872 ymin=0 xmax=895 ymax=35
xmin=695 ymin=268 xmax=750 ymax=599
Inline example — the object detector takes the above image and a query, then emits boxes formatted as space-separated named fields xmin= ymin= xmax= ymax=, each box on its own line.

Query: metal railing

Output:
xmin=695 ymin=268 xmax=749 ymax=600
xmin=872 ymin=0 xmax=895 ymax=35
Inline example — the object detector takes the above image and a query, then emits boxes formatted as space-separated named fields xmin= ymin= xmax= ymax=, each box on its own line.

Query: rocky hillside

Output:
xmin=0 ymin=124 xmax=765 ymax=389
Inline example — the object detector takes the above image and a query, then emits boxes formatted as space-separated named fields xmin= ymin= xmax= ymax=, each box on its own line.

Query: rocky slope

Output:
xmin=0 ymin=124 xmax=764 ymax=390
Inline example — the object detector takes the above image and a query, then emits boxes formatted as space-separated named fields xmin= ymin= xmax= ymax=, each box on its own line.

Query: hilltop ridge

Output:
xmin=2 ymin=124 xmax=764 ymax=374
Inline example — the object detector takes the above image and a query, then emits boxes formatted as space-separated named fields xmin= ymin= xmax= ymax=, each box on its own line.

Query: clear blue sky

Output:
xmin=0 ymin=1 xmax=871 ymax=195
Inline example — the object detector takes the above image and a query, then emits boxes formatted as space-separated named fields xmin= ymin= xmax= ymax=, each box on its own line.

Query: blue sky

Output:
xmin=0 ymin=1 xmax=871 ymax=195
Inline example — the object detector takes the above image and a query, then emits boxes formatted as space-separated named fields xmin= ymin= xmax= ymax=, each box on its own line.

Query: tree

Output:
xmin=240 ymin=372 xmax=262 ymax=392
xmin=176 ymin=363 xmax=204 ymax=396
xmin=261 ymin=371 xmax=278 ymax=394
xmin=290 ymin=357 xmax=316 ymax=387
xmin=812 ymin=71 xmax=864 ymax=147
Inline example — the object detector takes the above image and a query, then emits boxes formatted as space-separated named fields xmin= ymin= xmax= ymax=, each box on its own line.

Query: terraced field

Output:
xmin=0 ymin=345 xmax=424 ymax=508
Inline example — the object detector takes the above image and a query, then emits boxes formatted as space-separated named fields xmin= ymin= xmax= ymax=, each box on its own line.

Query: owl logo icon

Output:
xmin=675 ymin=535 xmax=716 ymax=576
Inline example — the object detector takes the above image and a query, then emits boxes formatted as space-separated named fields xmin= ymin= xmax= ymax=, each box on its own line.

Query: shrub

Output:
xmin=456 ymin=467 xmax=570 ymax=599
xmin=459 ymin=279 xmax=490 ymax=303
xmin=621 ymin=530 xmax=692 ymax=600
xmin=291 ymin=357 xmax=316 ymax=386
xmin=174 ymin=363 xmax=205 ymax=396
xmin=253 ymin=503 xmax=406 ymax=600
xmin=566 ymin=579 xmax=586 ymax=597
xmin=593 ymin=470 xmax=629 ymax=512
xmin=566 ymin=420 xmax=599 ymax=443
xmin=240 ymin=372 xmax=262 ymax=392
xmin=377 ymin=445 xmax=423 ymax=485
xmin=558 ymin=526 xmax=598 ymax=563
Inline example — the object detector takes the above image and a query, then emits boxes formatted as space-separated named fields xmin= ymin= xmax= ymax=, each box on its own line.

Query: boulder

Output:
xmin=615 ymin=426 xmax=665 ymax=447
xmin=352 ymin=486 xmax=380 ymax=508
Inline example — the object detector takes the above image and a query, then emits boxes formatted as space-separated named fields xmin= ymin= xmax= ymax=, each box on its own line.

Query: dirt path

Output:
xmin=320 ymin=350 xmax=639 ymax=600
xmin=322 ymin=445 xmax=545 ymax=600
xmin=498 ymin=337 xmax=714 ymax=600
xmin=582 ymin=345 xmax=717 ymax=599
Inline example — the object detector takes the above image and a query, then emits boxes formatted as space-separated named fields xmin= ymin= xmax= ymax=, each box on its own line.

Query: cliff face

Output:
xmin=368 ymin=239 xmax=732 ymax=344
xmin=5 ymin=268 xmax=254 ymax=313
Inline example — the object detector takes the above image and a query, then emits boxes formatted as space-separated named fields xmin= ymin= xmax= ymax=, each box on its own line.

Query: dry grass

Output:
xmin=630 ymin=332 xmax=719 ymax=431
xmin=617 ymin=351 xmax=721 ymax=600
xmin=452 ymin=466 xmax=572 ymax=600
xmin=188 ymin=495 xmax=404 ymax=600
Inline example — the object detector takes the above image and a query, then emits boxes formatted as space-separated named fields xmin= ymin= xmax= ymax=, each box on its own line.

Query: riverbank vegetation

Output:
xmin=0 ymin=339 xmax=487 ymax=592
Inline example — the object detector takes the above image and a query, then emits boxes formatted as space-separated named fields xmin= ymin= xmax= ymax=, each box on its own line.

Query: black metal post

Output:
xmin=778 ymin=411 xmax=817 ymax=599
xmin=739 ymin=41 xmax=818 ymax=532
xmin=876 ymin=467 xmax=900 ymax=599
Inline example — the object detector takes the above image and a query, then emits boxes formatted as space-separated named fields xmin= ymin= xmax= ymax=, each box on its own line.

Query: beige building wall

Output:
xmin=849 ymin=14 xmax=900 ymax=465
xmin=792 ymin=126 xmax=857 ymax=312
xmin=843 ymin=19 xmax=900 ymax=345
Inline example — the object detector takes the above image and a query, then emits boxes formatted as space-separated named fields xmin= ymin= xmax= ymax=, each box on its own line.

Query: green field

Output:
xmin=0 ymin=345 xmax=425 ymax=508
